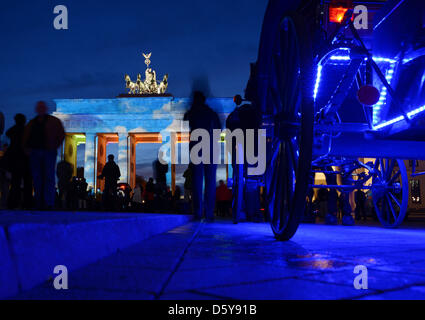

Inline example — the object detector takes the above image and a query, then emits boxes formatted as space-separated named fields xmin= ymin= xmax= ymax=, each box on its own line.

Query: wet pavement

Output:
xmin=12 ymin=221 xmax=425 ymax=300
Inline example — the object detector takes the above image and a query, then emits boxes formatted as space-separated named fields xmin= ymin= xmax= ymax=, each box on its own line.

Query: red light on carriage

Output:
xmin=329 ymin=7 xmax=349 ymax=23
xmin=329 ymin=0 xmax=353 ymax=23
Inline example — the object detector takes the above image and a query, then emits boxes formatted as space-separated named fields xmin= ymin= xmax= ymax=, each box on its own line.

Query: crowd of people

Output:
xmin=308 ymin=188 xmax=377 ymax=223
xmin=0 ymin=101 xmax=65 ymax=210
xmin=0 ymin=96 xmax=375 ymax=226
xmin=0 ymin=101 xmax=243 ymax=218
xmin=0 ymin=93 xmax=270 ymax=223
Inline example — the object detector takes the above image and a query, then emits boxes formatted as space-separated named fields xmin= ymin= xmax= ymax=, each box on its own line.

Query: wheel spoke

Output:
xmin=389 ymin=170 xmax=401 ymax=184
xmin=388 ymin=191 xmax=401 ymax=208
xmin=274 ymin=151 xmax=285 ymax=229
xmin=285 ymin=140 xmax=295 ymax=214
xmin=386 ymin=159 xmax=395 ymax=180
xmin=267 ymin=147 xmax=280 ymax=222
xmin=376 ymin=159 xmax=383 ymax=178
xmin=374 ymin=158 xmax=379 ymax=170
xmin=382 ymin=159 xmax=388 ymax=177
xmin=282 ymin=142 xmax=291 ymax=215
xmin=386 ymin=194 xmax=397 ymax=221
xmin=288 ymin=138 xmax=298 ymax=173
xmin=268 ymin=145 xmax=280 ymax=190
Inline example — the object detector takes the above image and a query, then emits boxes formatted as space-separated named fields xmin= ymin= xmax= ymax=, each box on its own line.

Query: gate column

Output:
xmin=64 ymin=134 xmax=77 ymax=176
xmin=129 ymin=134 xmax=137 ymax=189
xmin=96 ymin=134 xmax=107 ymax=192
xmin=118 ymin=132 xmax=129 ymax=184
xmin=84 ymin=133 xmax=96 ymax=189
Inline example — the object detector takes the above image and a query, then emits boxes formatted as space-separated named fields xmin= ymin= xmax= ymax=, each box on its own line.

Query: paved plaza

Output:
xmin=12 ymin=220 xmax=425 ymax=300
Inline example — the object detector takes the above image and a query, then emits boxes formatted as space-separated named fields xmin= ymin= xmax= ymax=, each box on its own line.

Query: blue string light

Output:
xmin=311 ymin=50 xmax=421 ymax=131
xmin=372 ymin=105 xmax=425 ymax=130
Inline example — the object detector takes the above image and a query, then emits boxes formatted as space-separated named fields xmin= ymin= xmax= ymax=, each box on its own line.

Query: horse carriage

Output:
xmin=241 ymin=0 xmax=425 ymax=240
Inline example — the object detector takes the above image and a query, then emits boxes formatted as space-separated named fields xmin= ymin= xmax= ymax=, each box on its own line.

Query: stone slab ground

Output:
xmin=9 ymin=220 xmax=425 ymax=300
xmin=0 ymin=211 xmax=192 ymax=299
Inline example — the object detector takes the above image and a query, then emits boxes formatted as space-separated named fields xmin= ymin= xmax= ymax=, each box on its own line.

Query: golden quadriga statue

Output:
xmin=125 ymin=53 xmax=169 ymax=95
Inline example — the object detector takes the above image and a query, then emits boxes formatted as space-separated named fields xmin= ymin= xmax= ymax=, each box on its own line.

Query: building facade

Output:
xmin=53 ymin=97 xmax=235 ymax=192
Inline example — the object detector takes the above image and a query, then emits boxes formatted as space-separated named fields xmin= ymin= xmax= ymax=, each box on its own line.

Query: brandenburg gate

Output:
xmin=53 ymin=53 xmax=234 ymax=192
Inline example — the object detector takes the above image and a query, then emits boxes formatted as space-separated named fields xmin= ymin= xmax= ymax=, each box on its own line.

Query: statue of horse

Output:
xmin=125 ymin=74 xmax=138 ymax=94
xmin=157 ymin=74 xmax=169 ymax=94
xmin=136 ymin=73 xmax=146 ymax=93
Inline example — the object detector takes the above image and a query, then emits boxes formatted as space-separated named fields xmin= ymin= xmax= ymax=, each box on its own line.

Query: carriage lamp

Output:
xmin=329 ymin=0 xmax=353 ymax=23
xmin=329 ymin=7 xmax=349 ymax=23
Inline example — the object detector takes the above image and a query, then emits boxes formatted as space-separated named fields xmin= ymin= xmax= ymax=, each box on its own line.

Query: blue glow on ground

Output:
xmin=10 ymin=220 xmax=425 ymax=300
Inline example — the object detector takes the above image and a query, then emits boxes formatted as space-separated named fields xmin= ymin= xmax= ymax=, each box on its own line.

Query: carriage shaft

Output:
xmin=323 ymin=132 xmax=425 ymax=160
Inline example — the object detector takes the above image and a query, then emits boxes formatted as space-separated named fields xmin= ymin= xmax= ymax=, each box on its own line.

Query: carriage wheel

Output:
xmin=265 ymin=14 xmax=314 ymax=240
xmin=372 ymin=159 xmax=408 ymax=227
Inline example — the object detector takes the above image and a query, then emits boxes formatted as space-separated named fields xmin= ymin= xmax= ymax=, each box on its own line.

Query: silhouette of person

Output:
xmin=0 ymin=143 xmax=10 ymax=209
xmin=355 ymin=189 xmax=367 ymax=221
xmin=6 ymin=113 xmax=33 ymax=209
xmin=75 ymin=168 xmax=88 ymax=210
xmin=184 ymin=91 xmax=221 ymax=222
xmin=323 ymin=168 xmax=340 ymax=224
xmin=23 ymin=102 xmax=65 ymax=210
xmin=98 ymin=154 xmax=121 ymax=209
xmin=226 ymin=95 xmax=262 ymax=223
xmin=183 ymin=164 xmax=193 ymax=203
xmin=153 ymin=158 xmax=168 ymax=187
xmin=145 ymin=177 xmax=155 ymax=212
xmin=56 ymin=160 xmax=73 ymax=209
xmin=216 ymin=180 xmax=231 ymax=217
xmin=132 ymin=182 xmax=144 ymax=210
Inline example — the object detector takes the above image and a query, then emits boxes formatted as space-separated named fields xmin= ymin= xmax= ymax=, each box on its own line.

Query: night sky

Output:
xmin=0 ymin=0 xmax=267 ymax=131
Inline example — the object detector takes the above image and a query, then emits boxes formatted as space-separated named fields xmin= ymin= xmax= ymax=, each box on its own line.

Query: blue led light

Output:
xmin=372 ymin=59 xmax=397 ymax=124
xmin=373 ymin=116 xmax=404 ymax=130
xmin=313 ymin=65 xmax=322 ymax=100
xmin=408 ymin=105 xmax=425 ymax=117
xmin=372 ymin=105 xmax=425 ymax=130
xmin=329 ymin=55 xmax=350 ymax=61
xmin=312 ymin=49 xmax=425 ymax=131
xmin=372 ymin=57 xmax=396 ymax=64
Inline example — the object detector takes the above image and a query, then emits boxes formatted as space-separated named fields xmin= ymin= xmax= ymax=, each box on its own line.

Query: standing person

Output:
xmin=226 ymin=95 xmax=262 ymax=223
xmin=0 ymin=143 xmax=10 ymax=209
xmin=183 ymin=165 xmax=193 ymax=203
xmin=318 ymin=188 xmax=329 ymax=218
xmin=184 ymin=91 xmax=221 ymax=222
xmin=183 ymin=164 xmax=193 ymax=214
xmin=23 ymin=101 xmax=65 ymax=210
xmin=6 ymin=114 xmax=33 ymax=209
xmin=56 ymin=160 xmax=73 ymax=209
xmin=132 ymin=182 xmax=144 ymax=211
xmin=97 ymin=154 xmax=121 ymax=210
xmin=145 ymin=177 xmax=155 ymax=212
xmin=153 ymin=158 xmax=168 ymax=188
xmin=216 ymin=180 xmax=230 ymax=217
xmin=355 ymin=189 xmax=367 ymax=221
xmin=323 ymin=168 xmax=340 ymax=225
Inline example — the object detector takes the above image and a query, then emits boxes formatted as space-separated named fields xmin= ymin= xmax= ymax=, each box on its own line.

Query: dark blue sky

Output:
xmin=0 ymin=0 xmax=267 ymax=130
